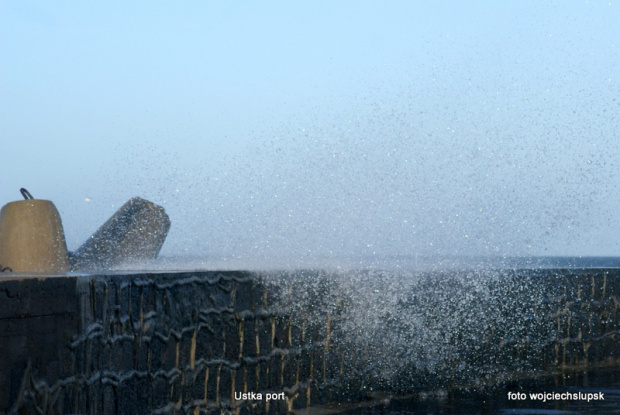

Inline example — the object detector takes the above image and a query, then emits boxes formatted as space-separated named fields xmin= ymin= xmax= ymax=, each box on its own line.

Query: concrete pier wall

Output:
xmin=1 ymin=269 xmax=619 ymax=414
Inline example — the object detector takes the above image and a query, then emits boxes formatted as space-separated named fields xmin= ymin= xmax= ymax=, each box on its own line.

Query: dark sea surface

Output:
xmin=337 ymin=368 xmax=620 ymax=414
xmin=137 ymin=255 xmax=620 ymax=273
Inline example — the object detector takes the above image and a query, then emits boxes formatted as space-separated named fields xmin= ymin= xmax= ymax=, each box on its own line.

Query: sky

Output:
xmin=1 ymin=1 xmax=619 ymax=265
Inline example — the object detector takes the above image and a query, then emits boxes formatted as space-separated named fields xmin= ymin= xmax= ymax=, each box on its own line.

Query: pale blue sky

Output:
xmin=1 ymin=1 xmax=619 ymax=263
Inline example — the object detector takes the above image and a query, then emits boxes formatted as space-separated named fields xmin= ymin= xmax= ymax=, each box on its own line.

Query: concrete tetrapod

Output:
xmin=70 ymin=197 xmax=171 ymax=271
xmin=0 ymin=196 xmax=70 ymax=273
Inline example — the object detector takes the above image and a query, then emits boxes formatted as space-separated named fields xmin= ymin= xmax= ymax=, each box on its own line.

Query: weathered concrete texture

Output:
xmin=0 ymin=200 xmax=70 ymax=272
xmin=1 ymin=269 xmax=619 ymax=415
xmin=0 ymin=276 xmax=78 ymax=414
xmin=1 ymin=271 xmax=345 ymax=415
xmin=70 ymin=197 xmax=170 ymax=271
xmin=547 ymin=270 xmax=620 ymax=368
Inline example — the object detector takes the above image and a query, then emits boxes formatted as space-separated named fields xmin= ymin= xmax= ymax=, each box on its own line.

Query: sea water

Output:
xmin=339 ymin=368 xmax=620 ymax=414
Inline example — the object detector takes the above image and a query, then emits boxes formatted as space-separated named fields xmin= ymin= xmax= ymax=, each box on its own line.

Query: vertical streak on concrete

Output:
xmin=287 ymin=317 xmax=292 ymax=347
xmin=215 ymin=364 xmax=221 ymax=405
xmin=238 ymin=319 xmax=244 ymax=360
xmin=242 ymin=364 xmax=248 ymax=395
xmin=90 ymin=278 xmax=97 ymax=320
xmin=230 ymin=369 xmax=236 ymax=408
xmin=190 ymin=327 xmax=197 ymax=370
xmin=255 ymin=318 xmax=260 ymax=392
xmin=102 ymin=282 xmax=108 ymax=332
xmin=222 ymin=319 xmax=227 ymax=358
xmin=203 ymin=366 xmax=209 ymax=407
xmin=178 ymin=370 xmax=184 ymax=409
xmin=139 ymin=287 xmax=144 ymax=333
xmin=583 ymin=342 xmax=591 ymax=365
xmin=563 ymin=339 xmax=567 ymax=366
xmin=230 ymin=280 xmax=237 ymax=307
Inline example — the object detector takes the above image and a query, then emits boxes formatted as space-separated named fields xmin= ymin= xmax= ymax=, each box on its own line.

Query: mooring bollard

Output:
xmin=70 ymin=197 xmax=171 ymax=271
xmin=0 ymin=189 xmax=70 ymax=272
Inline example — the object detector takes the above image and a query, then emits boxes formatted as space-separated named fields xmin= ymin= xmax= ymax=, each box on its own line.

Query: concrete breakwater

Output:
xmin=1 ymin=268 xmax=619 ymax=414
